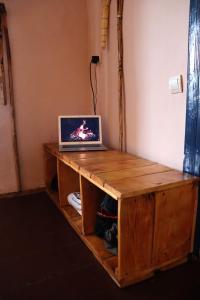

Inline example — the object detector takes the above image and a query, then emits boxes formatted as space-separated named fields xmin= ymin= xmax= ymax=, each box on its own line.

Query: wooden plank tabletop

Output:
xmin=44 ymin=143 xmax=198 ymax=199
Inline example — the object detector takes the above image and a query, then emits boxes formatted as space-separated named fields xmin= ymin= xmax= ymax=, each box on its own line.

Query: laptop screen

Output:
xmin=58 ymin=115 xmax=102 ymax=145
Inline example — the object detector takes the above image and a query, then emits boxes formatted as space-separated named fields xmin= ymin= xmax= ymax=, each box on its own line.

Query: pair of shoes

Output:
xmin=104 ymin=222 xmax=118 ymax=247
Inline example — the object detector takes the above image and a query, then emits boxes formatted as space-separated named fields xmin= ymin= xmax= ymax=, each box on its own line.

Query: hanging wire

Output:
xmin=89 ymin=62 xmax=98 ymax=115
xmin=94 ymin=63 xmax=98 ymax=112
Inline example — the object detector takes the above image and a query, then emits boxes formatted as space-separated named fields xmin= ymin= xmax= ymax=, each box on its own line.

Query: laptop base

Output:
xmin=59 ymin=144 xmax=107 ymax=152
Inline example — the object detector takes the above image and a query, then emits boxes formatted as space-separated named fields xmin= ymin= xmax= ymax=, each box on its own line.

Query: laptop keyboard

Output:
xmin=62 ymin=144 xmax=102 ymax=148
xmin=60 ymin=144 xmax=107 ymax=152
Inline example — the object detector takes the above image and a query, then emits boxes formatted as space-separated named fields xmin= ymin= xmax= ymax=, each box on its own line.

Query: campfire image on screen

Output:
xmin=69 ymin=120 xmax=96 ymax=141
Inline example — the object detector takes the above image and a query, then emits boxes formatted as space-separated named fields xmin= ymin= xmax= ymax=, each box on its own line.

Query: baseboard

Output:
xmin=0 ymin=187 xmax=46 ymax=199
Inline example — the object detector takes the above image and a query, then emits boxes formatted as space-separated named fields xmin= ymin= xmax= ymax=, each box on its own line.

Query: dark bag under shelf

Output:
xmin=50 ymin=175 xmax=58 ymax=192
xmin=95 ymin=194 xmax=118 ymax=252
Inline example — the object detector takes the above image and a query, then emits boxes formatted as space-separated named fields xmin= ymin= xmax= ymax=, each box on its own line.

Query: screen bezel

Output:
xmin=58 ymin=115 xmax=103 ymax=145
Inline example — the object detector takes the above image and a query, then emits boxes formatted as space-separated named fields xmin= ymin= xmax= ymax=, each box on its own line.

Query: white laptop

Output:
xmin=58 ymin=115 xmax=107 ymax=152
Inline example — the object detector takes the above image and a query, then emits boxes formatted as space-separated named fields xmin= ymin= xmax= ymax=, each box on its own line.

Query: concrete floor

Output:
xmin=0 ymin=192 xmax=200 ymax=300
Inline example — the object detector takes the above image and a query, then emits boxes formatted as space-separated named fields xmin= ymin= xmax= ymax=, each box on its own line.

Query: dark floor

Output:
xmin=0 ymin=192 xmax=200 ymax=300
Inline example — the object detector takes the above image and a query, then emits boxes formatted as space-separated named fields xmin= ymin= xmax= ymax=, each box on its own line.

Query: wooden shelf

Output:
xmin=83 ymin=235 xmax=118 ymax=284
xmin=61 ymin=204 xmax=117 ymax=263
xmin=43 ymin=143 xmax=198 ymax=287
xmin=61 ymin=205 xmax=82 ymax=234
xmin=61 ymin=203 xmax=119 ymax=282
xmin=83 ymin=234 xmax=116 ymax=261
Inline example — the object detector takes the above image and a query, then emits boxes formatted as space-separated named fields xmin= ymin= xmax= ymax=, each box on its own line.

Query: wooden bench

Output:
xmin=43 ymin=143 xmax=198 ymax=287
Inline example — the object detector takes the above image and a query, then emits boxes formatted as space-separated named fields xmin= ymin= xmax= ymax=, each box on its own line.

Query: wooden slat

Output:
xmin=118 ymin=194 xmax=155 ymax=280
xmin=62 ymin=204 xmax=81 ymax=221
xmin=91 ymin=164 xmax=170 ymax=186
xmin=191 ymin=183 xmax=199 ymax=252
xmin=46 ymin=143 xmax=135 ymax=160
xmin=67 ymin=153 xmax=139 ymax=171
xmin=159 ymin=256 xmax=187 ymax=271
xmin=118 ymin=269 xmax=154 ymax=288
xmin=45 ymin=143 xmax=140 ymax=169
xmin=104 ymin=170 xmax=196 ymax=199
xmin=80 ymin=159 xmax=154 ymax=178
xmin=66 ymin=150 xmax=137 ymax=161
xmin=61 ymin=206 xmax=82 ymax=234
xmin=103 ymin=256 xmax=118 ymax=274
xmin=44 ymin=143 xmax=59 ymax=157
xmin=83 ymin=234 xmax=114 ymax=261
xmin=80 ymin=173 xmax=121 ymax=200
xmin=153 ymin=184 xmax=197 ymax=266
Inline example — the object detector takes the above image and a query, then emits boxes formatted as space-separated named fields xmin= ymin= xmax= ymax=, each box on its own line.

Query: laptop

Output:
xmin=58 ymin=115 xmax=107 ymax=152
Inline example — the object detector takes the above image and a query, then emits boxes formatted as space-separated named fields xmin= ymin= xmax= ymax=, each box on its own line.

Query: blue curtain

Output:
xmin=184 ymin=0 xmax=200 ymax=256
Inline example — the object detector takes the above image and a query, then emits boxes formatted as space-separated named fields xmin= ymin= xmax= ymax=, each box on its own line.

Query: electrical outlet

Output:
xmin=91 ymin=56 xmax=100 ymax=64
xmin=169 ymin=75 xmax=183 ymax=94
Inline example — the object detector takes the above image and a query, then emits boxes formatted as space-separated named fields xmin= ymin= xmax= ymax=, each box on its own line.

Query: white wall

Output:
xmin=0 ymin=0 xmax=90 ymax=193
xmin=0 ymin=0 xmax=190 ymax=194
xmin=87 ymin=0 xmax=189 ymax=170
xmin=0 ymin=105 xmax=18 ymax=194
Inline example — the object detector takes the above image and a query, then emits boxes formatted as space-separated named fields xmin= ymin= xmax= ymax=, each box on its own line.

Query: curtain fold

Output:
xmin=184 ymin=0 xmax=200 ymax=175
xmin=184 ymin=0 xmax=200 ymax=256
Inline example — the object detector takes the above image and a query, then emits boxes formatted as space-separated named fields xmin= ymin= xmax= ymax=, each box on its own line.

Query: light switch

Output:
xmin=169 ymin=75 xmax=183 ymax=94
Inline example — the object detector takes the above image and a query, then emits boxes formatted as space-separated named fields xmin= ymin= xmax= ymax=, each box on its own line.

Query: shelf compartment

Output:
xmin=58 ymin=160 xmax=80 ymax=208
xmin=83 ymin=234 xmax=118 ymax=283
xmin=84 ymin=234 xmax=114 ymax=260
xmin=80 ymin=174 xmax=119 ymax=279
xmin=80 ymin=175 xmax=108 ymax=235
xmin=62 ymin=205 xmax=82 ymax=235
xmin=61 ymin=203 xmax=118 ymax=274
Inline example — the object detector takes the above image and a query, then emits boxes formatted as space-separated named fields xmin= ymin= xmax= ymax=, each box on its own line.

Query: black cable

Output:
xmin=94 ymin=63 xmax=98 ymax=113
xmin=89 ymin=61 xmax=98 ymax=115
xmin=89 ymin=62 xmax=96 ymax=115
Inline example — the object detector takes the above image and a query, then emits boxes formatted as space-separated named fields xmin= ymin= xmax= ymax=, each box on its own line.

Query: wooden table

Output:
xmin=43 ymin=143 xmax=198 ymax=287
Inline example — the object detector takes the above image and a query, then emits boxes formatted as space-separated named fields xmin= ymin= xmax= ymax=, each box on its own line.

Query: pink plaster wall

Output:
xmin=0 ymin=105 xmax=18 ymax=194
xmin=0 ymin=0 xmax=190 ymax=194
xmin=87 ymin=0 xmax=189 ymax=170
xmin=0 ymin=0 xmax=90 ymax=193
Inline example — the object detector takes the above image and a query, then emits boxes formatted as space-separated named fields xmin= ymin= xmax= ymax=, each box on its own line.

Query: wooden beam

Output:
xmin=101 ymin=0 xmax=111 ymax=48
xmin=117 ymin=0 xmax=126 ymax=152
xmin=1 ymin=4 xmax=22 ymax=191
